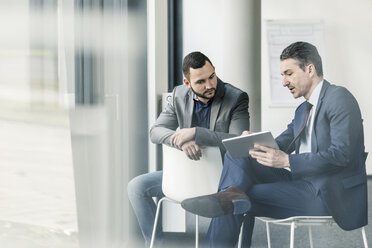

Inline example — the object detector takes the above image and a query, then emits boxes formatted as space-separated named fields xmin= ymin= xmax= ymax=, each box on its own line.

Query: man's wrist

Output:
xmin=286 ymin=154 xmax=290 ymax=167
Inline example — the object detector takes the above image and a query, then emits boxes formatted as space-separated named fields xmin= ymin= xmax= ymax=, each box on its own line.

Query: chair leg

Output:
xmin=195 ymin=215 xmax=199 ymax=248
xmin=266 ymin=222 xmax=271 ymax=248
xmin=237 ymin=220 xmax=245 ymax=248
xmin=308 ymin=226 xmax=313 ymax=248
xmin=290 ymin=222 xmax=295 ymax=248
xmin=150 ymin=198 xmax=166 ymax=248
xmin=361 ymin=227 xmax=368 ymax=248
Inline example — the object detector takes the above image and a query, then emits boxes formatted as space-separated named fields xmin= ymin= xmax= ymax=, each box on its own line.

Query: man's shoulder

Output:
xmin=173 ymin=84 xmax=189 ymax=93
xmin=216 ymin=81 xmax=249 ymax=109
xmin=320 ymin=81 xmax=360 ymax=114
xmin=221 ymin=82 xmax=248 ymax=101
xmin=224 ymin=82 xmax=244 ymax=93
xmin=172 ymin=84 xmax=191 ymax=98
xmin=323 ymin=81 xmax=355 ymax=101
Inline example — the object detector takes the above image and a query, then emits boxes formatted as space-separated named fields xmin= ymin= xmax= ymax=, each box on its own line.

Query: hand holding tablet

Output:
xmin=222 ymin=131 xmax=278 ymax=159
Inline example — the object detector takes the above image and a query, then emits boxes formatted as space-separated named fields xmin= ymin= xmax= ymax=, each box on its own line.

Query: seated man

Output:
xmin=127 ymin=51 xmax=250 ymax=247
xmin=182 ymin=42 xmax=368 ymax=247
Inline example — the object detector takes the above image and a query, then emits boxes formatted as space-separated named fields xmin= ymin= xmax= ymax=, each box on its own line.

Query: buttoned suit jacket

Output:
xmin=150 ymin=78 xmax=250 ymax=153
xmin=276 ymin=80 xmax=368 ymax=230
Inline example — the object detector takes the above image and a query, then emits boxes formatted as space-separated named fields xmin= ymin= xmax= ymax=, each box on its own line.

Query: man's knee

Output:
xmin=127 ymin=171 xmax=163 ymax=199
xmin=224 ymin=152 xmax=252 ymax=168
xmin=127 ymin=174 xmax=148 ymax=197
xmin=224 ymin=151 xmax=234 ymax=161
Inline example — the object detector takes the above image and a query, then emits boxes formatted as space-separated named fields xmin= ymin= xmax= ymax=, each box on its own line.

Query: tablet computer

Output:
xmin=222 ymin=131 xmax=278 ymax=159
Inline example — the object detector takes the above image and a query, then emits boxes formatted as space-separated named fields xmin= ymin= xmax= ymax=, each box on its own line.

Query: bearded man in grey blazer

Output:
xmin=127 ymin=51 xmax=250 ymax=247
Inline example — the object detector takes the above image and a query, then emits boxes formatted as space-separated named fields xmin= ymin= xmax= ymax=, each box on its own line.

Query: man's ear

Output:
xmin=184 ymin=78 xmax=191 ymax=88
xmin=308 ymin=64 xmax=315 ymax=77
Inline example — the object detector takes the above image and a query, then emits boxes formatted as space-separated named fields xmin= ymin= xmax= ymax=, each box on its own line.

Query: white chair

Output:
xmin=150 ymin=145 xmax=223 ymax=248
xmin=237 ymin=216 xmax=368 ymax=248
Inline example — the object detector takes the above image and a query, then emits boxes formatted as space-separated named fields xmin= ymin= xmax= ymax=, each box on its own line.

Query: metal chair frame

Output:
xmin=238 ymin=216 xmax=368 ymax=248
xmin=150 ymin=146 xmax=223 ymax=248
xmin=149 ymin=197 xmax=200 ymax=248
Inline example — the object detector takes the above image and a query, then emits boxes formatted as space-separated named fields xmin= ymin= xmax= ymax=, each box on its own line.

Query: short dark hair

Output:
xmin=280 ymin=41 xmax=323 ymax=77
xmin=182 ymin=51 xmax=213 ymax=80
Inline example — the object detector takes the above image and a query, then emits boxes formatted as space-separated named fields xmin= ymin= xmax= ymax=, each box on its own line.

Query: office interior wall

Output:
xmin=261 ymin=0 xmax=372 ymax=174
xmin=183 ymin=0 xmax=261 ymax=132
xmin=147 ymin=0 xmax=168 ymax=172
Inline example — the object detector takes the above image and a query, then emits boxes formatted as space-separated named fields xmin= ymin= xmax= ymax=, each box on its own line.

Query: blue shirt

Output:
xmin=191 ymin=95 xmax=213 ymax=129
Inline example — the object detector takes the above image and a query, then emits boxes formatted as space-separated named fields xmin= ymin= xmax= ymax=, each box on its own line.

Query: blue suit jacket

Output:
xmin=276 ymin=80 xmax=368 ymax=230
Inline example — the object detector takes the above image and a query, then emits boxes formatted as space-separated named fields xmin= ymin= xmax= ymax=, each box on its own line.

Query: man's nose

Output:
xmin=282 ymin=78 xmax=289 ymax=87
xmin=205 ymin=79 xmax=213 ymax=89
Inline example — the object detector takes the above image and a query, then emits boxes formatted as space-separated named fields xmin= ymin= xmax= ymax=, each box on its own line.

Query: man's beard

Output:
xmin=191 ymin=86 xmax=216 ymax=100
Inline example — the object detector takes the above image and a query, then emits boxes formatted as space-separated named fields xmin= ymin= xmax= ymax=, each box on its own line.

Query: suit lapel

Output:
xmin=209 ymin=79 xmax=225 ymax=130
xmin=311 ymin=80 xmax=330 ymax=152
xmin=184 ymin=91 xmax=194 ymax=128
xmin=210 ymin=98 xmax=221 ymax=130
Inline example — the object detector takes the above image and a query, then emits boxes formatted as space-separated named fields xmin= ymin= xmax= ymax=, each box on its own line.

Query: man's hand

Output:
xmin=181 ymin=140 xmax=202 ymax=161
xmin=241 ymin=130 xmax=253 ymax=136
xmin=170 ymin=128 xmax=196 ymax=149
xmin=249 ymin=144 xmax=290 ymax=168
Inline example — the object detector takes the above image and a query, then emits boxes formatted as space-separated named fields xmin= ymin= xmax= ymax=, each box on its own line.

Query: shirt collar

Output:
xmin=192 ymin=93 xmax=213 ymax=105
xmin=308 ymin=80 xmax=323 ymax=107
xmin=192 ymin=93 xmax=198 ymax=101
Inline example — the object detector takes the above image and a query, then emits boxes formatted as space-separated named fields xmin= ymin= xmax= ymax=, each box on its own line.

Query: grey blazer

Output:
xmin=150 ymin=78 xmax=250 ymax=153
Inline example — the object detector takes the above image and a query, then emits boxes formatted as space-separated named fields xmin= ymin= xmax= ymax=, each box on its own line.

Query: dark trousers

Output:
xmin=204 ymin=153 xmax=330 ymax=248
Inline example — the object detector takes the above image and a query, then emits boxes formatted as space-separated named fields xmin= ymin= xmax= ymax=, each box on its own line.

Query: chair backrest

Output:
xmin=162 ymin=145 xmax=223 ymax=202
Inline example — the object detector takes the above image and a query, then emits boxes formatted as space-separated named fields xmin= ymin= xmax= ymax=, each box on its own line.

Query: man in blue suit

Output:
xmin=182 ymin=41 xmax=368 ymax=247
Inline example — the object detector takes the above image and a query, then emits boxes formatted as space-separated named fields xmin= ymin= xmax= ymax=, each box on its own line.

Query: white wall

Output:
xmin=261 ymin=0 xmax=372 ymax=174
xmin=147 ymin=0 xmax=168 ymax=172
xmin=0 ymin=1 xmax=30 ymax=104
xmin=183 ymin=0 xmax=261 ymax=131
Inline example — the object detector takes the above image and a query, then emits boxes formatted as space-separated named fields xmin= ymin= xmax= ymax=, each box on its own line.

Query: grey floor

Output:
xmin=155 ymin=178 xmax=372 ymax=248
xmin=0 ymin=117 xmax=370 ymax=248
